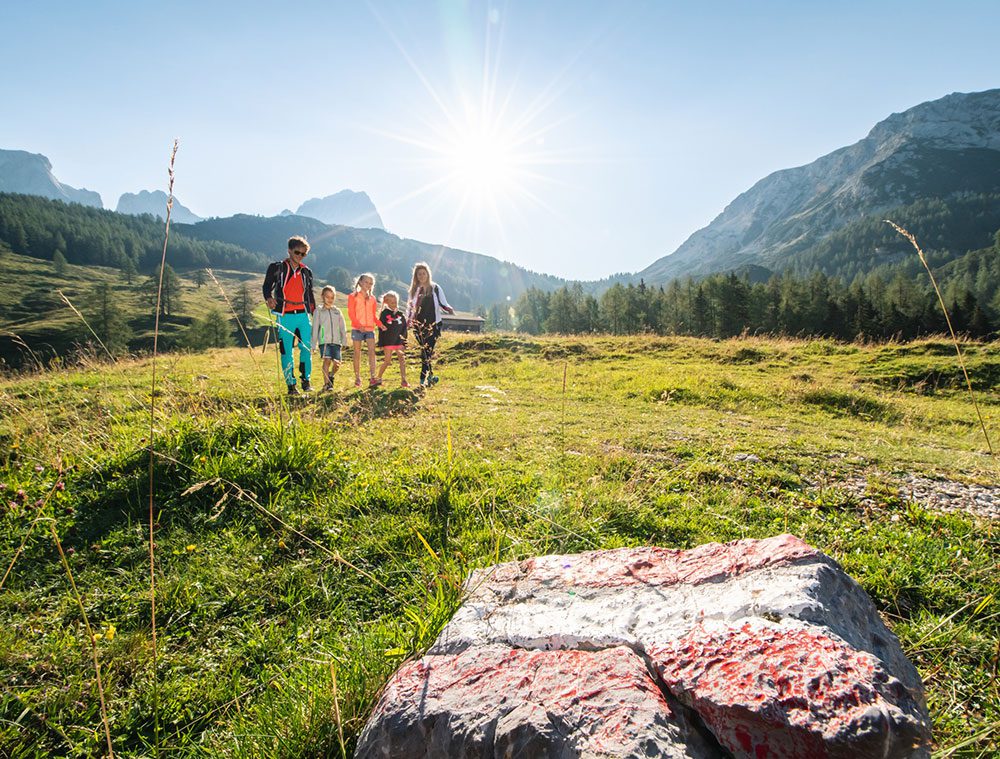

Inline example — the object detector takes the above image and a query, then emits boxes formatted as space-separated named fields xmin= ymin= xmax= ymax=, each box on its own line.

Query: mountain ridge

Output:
xmin=637 ymin=88 xmax=1000 ymax=284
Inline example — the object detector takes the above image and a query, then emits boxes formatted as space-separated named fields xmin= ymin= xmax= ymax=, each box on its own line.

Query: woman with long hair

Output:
xmin=405 ymin=262 xmax=454 ymax=386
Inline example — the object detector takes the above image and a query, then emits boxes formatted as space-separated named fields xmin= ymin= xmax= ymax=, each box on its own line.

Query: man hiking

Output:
xmin=263 ymin=236 xmax=316 ymax=394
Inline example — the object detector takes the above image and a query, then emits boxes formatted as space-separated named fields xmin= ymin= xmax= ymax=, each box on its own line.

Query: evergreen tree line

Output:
xmin=0 ymin=193 xmax=265 ymax=273
xmin=506 ymin=243 xmax=1000 ymax=341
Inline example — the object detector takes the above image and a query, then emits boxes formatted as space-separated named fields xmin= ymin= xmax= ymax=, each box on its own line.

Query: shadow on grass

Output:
xmin=341 ymin=386 xmax=421 ymax=423
xmin=799 ymin=388 xmax=901 ymax=423
xmin=62 ymin=418 xmax=348 ymax=550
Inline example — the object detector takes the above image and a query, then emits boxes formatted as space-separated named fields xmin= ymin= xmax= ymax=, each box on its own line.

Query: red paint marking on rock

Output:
xmin=652 ymin=621 xmax=928 ymax=758
xmin=356 ymin=645 xmax=713 ymax=758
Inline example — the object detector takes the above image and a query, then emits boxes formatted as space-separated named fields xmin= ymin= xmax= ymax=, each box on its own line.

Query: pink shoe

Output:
xmin=401 ymin=381 xmax=410 ymax=388
xmin=354 ymin=378 xmax=362 ymax=388
xmin=369 ymin=377 xmax=382 ymax=387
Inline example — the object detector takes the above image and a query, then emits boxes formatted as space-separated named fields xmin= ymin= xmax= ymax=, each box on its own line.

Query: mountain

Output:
xmin=638 ymin=89 xmax=1000 ymax=284
xmin=0 ymin=149 xmax=103 ymax=208
xmin=178 ymin=214 xmax=566 ymax=307
xmin=116 ymin=190 xmax=203 ymax=223
xmin=296 ymin=190 xmax=384 ymax=229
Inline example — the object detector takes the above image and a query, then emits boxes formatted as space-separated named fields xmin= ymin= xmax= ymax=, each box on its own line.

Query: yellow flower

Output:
xmin=93 ymin=633 xmax=103 ymax=641
xmin=278 ymin=540 xmax=286 ymax=549
xmin=105 ymin=624 xmax=116 ymax=641
xmin=186 ymin=544 xmax=197 ymax=552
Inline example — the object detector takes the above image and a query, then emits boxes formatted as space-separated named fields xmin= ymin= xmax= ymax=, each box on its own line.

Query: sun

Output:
xmin=364 ymin=4 xmax=580 ymax=253
xmin=446 ymin=126 xmax=518 ymax=196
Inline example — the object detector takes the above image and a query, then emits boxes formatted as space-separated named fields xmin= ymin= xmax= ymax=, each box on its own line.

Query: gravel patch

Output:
xmin=839 ymin=474 xmax=1000 ymax=520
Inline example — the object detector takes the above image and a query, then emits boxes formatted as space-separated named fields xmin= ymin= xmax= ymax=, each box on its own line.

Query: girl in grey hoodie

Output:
xmin=312 ymin=286 xmax=348 ymax=390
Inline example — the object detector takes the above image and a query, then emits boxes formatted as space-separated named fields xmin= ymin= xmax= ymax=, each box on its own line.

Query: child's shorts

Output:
xmin=382 ymin=344 xmax=405 ymax=352
xmin=352 ymin=329 xmax=376 ymax=342
xmin=319 ymin=343 xmax=342 ymax=360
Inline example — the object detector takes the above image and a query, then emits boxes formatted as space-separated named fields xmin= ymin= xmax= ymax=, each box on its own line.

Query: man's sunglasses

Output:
xmin=291 ymin=250 xmax=307 ymax=257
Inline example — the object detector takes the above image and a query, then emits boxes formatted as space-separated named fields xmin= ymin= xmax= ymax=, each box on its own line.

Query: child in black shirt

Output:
xmin=376 ymin=291 xmax=409 ymax=387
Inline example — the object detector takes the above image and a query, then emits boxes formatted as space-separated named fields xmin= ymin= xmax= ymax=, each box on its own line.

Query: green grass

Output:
xmin=0 ymin=250 xmax=264 ymax=368
xmin=1 ymin=333 xmax=998 ymax=756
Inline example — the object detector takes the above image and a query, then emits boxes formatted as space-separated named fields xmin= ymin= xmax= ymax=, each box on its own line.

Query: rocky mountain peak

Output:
xmin=295 ymin=190 xmax=384 ymax=229
xmin=0 ymin=149 xmax=103 ymax=208
xmin=116 ymin=190 xmax=203 ymax=224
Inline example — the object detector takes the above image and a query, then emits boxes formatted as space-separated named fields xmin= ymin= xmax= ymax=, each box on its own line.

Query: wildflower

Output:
xmin=15 ymin=490 xmax=26 ymax=502
xmin=104 ymin=624 xmax=116 ymax=641
xmin=34 ymin=465 xmax=44 ymax=473
xmin=93 ymin=633 xmax=103 ymax=641
xmin=186 ymin=544 xmax=197 ymax=552
xmin=56 ymin=481 xmax=65 ymax=491
xmin=33 ymin=499 xmax=43 ymax=508
xmin=278 ymin=540 xmax=286 ymax=549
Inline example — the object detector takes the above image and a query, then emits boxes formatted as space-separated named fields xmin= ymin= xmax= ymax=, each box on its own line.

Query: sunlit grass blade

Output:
xmin=884 ymin=219 xmax=994 ymax=455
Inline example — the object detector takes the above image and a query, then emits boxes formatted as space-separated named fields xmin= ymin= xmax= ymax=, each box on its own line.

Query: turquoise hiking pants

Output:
xmin=275 ymin=311 xmax=312 ymax=386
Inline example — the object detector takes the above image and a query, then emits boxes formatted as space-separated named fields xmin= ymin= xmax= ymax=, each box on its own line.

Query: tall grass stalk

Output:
xmin=330 ymin=662 xmax=347 ymax=758
xmin=57 ymin=289 xmax=116 ymax=361
xmin=205 ymin=268 xmax=257 ymax=359
xmin=560 ymin=361 xmax=568 ymax=488
xmin=49 ymin=520 xmax=115 ymax=758
xmin=884 ymin=219 xmax=994 ymax=455
xmin=146 ymin=138 xmax=179 ymax=756
xmin=0 ymin=329 xmax=43 ymax=372
xmin=205 ymin=267 xmax=290 ymax=428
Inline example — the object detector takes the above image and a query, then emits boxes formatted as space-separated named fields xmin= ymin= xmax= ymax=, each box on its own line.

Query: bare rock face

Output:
xmin=355 ymin=535 xmax=931 ymax=758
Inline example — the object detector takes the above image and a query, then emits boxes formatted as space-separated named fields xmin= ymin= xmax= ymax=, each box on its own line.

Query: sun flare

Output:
xmin=447 ymin=127 xmax=518 ymax=195
xmin=367 ymin=5 xmax=581 ymax=253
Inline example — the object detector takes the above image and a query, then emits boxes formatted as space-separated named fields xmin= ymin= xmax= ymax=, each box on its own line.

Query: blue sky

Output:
xmin=2 ymin=1 xmax=998 ymax=279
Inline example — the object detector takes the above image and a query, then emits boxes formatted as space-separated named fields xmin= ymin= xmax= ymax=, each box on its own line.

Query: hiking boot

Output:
xmin=287 ymin=384 xmax=299 ymax=396
xmin=301 ymin=380 xmax=312 ymax=393
xmin=322 ymin=382 xmax=333 ymax=392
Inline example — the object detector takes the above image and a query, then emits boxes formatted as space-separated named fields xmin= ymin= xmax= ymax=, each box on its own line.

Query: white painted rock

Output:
xmin=355 ymin=535 xmax=931 ymax=758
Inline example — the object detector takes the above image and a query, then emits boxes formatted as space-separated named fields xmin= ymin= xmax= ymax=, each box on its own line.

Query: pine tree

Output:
xmin=84 ymin=282 xmax=132 ymax=355
xmin=181 ymin=306 xmax=233 ymax=350
xmin=144 ymin=264 xmax=181 ymax=317
xmin=122 ymin=257 xmax=138 ymax=284
xmin=232 ymin=282 xmax=254 ymax=325
xmin=52 ymin=250 xmax=68 ymax=277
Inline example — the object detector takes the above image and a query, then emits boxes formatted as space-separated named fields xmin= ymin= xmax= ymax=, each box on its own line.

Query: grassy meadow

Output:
xmin=1 ymin=331 xmax=998 ymax=757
